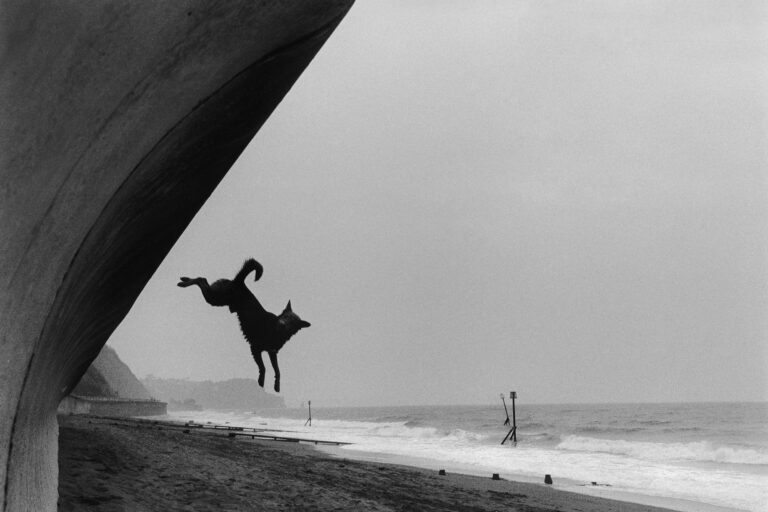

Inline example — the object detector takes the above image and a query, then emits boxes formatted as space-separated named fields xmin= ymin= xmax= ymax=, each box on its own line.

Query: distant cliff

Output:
xmin=72 ymin=345 xmax=152 ymax=399
xmin=63 ymin=346 xmax=165 ymax=417
xmin=142 ymin=377 xmax=285 ymax=410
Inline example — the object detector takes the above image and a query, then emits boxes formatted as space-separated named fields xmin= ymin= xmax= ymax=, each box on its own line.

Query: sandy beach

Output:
xmin=58 ymin=415 xmax=679 ymax=512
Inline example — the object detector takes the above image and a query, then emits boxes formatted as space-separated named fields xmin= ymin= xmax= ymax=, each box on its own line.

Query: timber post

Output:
xmin=501 ymin=391 xmax=518 ymax=445
xmin=304 ymin=400 xmax=312 ymax=427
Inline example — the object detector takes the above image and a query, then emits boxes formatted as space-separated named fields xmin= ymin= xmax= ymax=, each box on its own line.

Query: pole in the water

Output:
xmin=501 ymin=391 xmax=517 ymax=445
xmin=511 ymin=391 xmax=517 ymax=443
xmin=305 ymin=400 xmax=312 ymax=427
xmin=500 ymin=393 xmax=510 ymax=426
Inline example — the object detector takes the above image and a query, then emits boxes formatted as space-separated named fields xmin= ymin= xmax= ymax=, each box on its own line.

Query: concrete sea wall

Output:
xmin=58 ymin=397 xmax=167 ymax=418
xmin=0 ymin=2 xmax=353 ymax=510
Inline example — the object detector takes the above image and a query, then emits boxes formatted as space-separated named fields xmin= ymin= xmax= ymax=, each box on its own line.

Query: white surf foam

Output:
xmin=167 ymin=410 xmax=768 ymax=512
xmin=558 ymin=435 xmax=768 ymax=465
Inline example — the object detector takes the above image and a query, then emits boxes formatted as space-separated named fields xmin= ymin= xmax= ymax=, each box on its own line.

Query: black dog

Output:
xmin=178 ymin=258 xmax=310 ymax=392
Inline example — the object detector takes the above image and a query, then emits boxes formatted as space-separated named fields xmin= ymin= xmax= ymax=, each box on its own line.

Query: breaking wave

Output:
xmin=557 ymin=435 xmax=768 ymax=465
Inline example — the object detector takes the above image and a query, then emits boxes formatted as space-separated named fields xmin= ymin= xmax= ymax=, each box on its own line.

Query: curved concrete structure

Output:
xmin=0 ymin=2 xmax=353 ymax=509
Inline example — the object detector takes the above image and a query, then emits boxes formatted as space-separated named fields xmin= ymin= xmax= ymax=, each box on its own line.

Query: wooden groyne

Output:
xmin=79 ymin=415 xmax=351 ymax=447
xmin=225 ymin=431 xmax=350 ymax=446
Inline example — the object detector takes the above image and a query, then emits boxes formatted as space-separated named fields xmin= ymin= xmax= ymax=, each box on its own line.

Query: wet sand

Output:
xmin=58 ymin=415 xmax=677 ymax=511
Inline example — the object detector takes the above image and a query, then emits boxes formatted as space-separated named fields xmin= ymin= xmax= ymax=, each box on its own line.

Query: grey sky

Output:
xmin=109 ymin=0 xmax=768 ymax=407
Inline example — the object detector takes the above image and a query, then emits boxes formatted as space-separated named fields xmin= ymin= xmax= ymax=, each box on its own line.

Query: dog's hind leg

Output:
xmin=268 ymin=351 xmax=281 ymax=393
xmin=250 ymin=345 xmax=266 ymax=388
xmin=177 ymin=277 xmax=231 ymax=307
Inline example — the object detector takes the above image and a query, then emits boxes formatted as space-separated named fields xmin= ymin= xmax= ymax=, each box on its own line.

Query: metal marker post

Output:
xmin=510 ymin=391 xmax=517 ymax=443
xmin=305 ymin=400 xmax=312 ymax=427
xmin=501 ymin=391 xmax=518 ymax=445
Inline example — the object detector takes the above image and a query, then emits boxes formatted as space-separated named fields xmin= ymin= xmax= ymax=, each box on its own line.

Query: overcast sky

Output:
xmin=109 ymin=0 xmax=768 ymax=407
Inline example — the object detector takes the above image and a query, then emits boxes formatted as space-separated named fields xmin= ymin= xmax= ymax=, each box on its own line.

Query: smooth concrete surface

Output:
xmin=0 ymin=1 xmax=353 ymax=509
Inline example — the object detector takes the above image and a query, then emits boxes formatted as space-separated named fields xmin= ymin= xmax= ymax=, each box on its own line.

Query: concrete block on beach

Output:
xmin=0 ymin=2 xmax=353 ymax=510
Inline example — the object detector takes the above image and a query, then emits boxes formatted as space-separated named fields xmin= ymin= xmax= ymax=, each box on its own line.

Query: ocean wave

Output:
xmin=321 ymin=420 xmax=488 ymax=444
xmin=519 ymin=422 xmax=550 ymax=429
xmin=557 ymin=435 xmax=768 ymax=465
xmin=520 ymin=432 xmax=559 ymax=443
xmin=439 ymin=428 xmax=487 ymax=443
xmin=574 ymin=425 xmax=644 ymax=434
xmin=628 ymin=419 xmax=673 ymax=426
xmin=661 ymin=426 xmax=704 ymax=434
xmin=379 ymin=415 xmax=418 ymax=423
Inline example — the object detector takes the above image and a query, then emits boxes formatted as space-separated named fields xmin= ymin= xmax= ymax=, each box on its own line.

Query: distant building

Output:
xmin=142 ymin=376 xmax=285 ymax=410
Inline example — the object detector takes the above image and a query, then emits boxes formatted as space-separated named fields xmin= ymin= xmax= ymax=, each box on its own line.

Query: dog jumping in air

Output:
xmin=177 ymin=258 xmax=310 ymax=393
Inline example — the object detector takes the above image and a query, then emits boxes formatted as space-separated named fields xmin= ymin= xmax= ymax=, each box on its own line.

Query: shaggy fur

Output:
xmin=178 ymin=258 xmax=310 ymax=392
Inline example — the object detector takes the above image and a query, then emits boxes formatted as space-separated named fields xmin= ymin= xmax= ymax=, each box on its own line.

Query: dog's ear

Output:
xmin=300 ymin=320 xmax=311 ymax=328
xmin=285 ymin=300 xmax=292 ymax=312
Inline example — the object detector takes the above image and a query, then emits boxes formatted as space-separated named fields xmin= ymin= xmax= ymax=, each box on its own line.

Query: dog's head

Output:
xmin=277 ymin=301 xmax=311 ymax=341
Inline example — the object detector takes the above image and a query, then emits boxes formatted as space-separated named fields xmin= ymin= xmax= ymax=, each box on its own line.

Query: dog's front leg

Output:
xmin=250 ymin=346 xmax=266 ymax=388
xmin=268 ymin=351 xmax=281 ymax=393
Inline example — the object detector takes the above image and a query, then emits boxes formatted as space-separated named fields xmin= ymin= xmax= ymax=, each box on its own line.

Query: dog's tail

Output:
xmin=234 ymin=258 xmax=264 ymax=283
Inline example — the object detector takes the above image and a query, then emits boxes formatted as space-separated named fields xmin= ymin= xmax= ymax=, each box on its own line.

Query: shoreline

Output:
xmin=162 ymin=408 xmax=754 ymax=512
xmin=315 ymin=446 xmax=744 ymax=512
xmin=58 ymin=414 xmax=685 ymax=511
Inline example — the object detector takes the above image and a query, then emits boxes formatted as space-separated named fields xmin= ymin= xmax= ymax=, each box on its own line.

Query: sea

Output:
xmin=165 ymin=402 xmax=768 ymax=512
